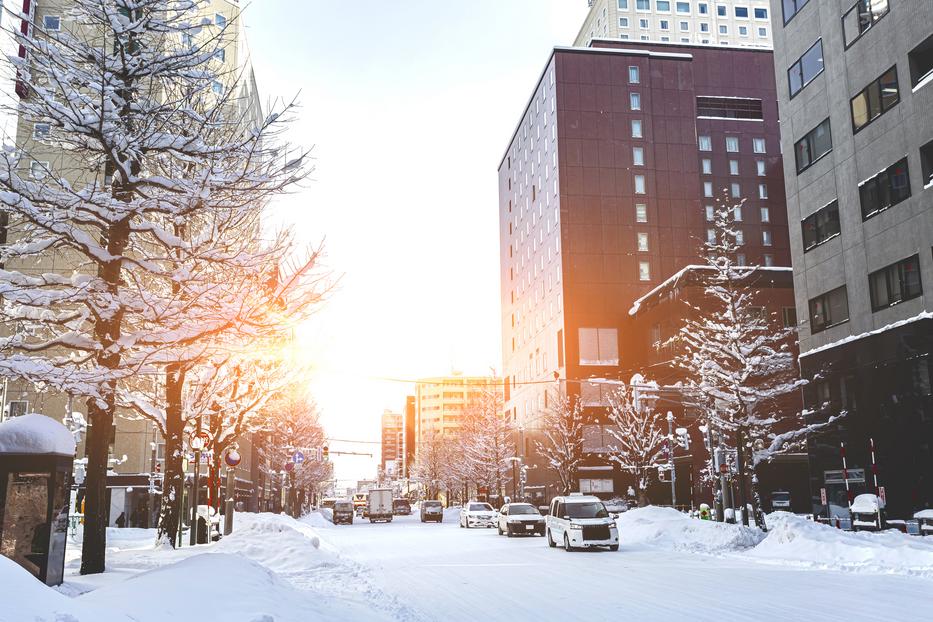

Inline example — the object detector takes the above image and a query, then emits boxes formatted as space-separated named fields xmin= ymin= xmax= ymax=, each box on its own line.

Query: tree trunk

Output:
xmin=157 ymin=365 xmax=186 ymax=547
xmin=735 ymin=427 xmax=750 ymax=527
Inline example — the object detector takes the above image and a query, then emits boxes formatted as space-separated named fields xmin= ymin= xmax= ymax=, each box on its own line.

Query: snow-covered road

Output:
xmin=320 ymin=512 xmax=933 ymax=621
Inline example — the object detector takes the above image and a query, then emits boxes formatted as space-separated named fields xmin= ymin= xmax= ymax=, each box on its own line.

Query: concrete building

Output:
xmin=414 ymin=374 xmax=499 ymax=447
xmin=769 ymin=0 xmax=933 ymax=518
xmin=498 ymin=40 xmax=791 ymax=504
xmin=402 ymin=395 xmax=416 ymax=478
xmin=575 ymin=0 xmax=774 ymax=48
xmin=380 ymin=410 xmax=403 ymax=477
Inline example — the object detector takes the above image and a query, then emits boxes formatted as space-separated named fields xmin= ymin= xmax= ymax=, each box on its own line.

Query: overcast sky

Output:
xmin=244 ymin=1 xmax=589 ymax=484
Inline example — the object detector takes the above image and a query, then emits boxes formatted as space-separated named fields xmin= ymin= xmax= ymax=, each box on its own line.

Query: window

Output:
xmin=680 ymin=21 xmax=689 ymax=31
xmin=33 ymin=123 xmax=50 ymax=140
xmin=704 ymin=181 xmax=714 ymax=197
xmin=869 ymin=255 xmax=923 ymax=311
xmin=215 ymin=13 xmax=227 ymax=27
xmin=632 ymin=119 xmax=643 ymax=138
xmin=639 ymin=18 xmax=650 ymax=28
xmin=705 ymin=205 xmax=715 ymax=221
xmin=661 ymin=36 xmax=670 ymax=41
xmin=859 ymin=157 xmax=910 ymax=220
xmin=758 ymin=27 xmax=768 ymax=37
xmin=782 ymin=307 xmax=798 ymax=328
xmin=676 ymin=1 xmax=690 ymax=13
xmin=637 ymin=0 xmax=650 ymax=9
xmin=921 ymin=138 xmax=933 ymax=188
xmin=851 ymin=66 xmax=899 ymax=133
xmin=760 ymin=207 xmax=770 ymax=223
xmin=212 ymin=80 xmax=224 ymax=96
xmin=794 ymin=118 xmax=832 ymax=173
xmin=7 ymin=401 xmax=28 ymax=418
xmin=620 ymin=17 xmax=630 ymax=27
xmin=717 ymin=5 xmax=727 ymax=16
xmin=739 ymin=26 xmax=748 ymax=36
xmin=843 ymin=0 xmax=889 ymax=49
xmin=802 ymin=201 xmax=841 ymax=251
xmin=754 ymin=7 xmax=768 ymax=19
xmin=736 ymin=253 xmax=747 ymax=266
xmin=729 ymin=160 xmax=739 ymax=175
xmin=29 ymin=161 xmax=48 ymax=179
xmin=696 ymin=97 xmax=763 ymax=120
xmin=630 ymin=92 xmax=641 ymax=110
xmin=639 ymin=261 xmax=651 ymax=281
xmin=725 ymin=136 xmax=739 ymax=152
xmin=635 ymin=175 xmax=646 ymax=194
xmin=733 ymin=206 xmax=743 ymax=221
xmin=764 ymin=254 xmax=775 ymax=267
xmin=730 ymin=182 xmax=740 ymax=198
xmin=700 ymin=22 xmax=710 ymax=32
xmin=629 ymin=66 xmax=640 ymax=84
xmin=734 ymin=6 xmax=749 ymax=18
xmin=735 ymin=229 xmax=744 ymax=245
xmin=782 ymin=0 xmax=810 ymax=24
xmin=787 ymin=39 xmax=824 ymax=98
xmin=719 ymin=25 xmax=728 ymax=34
xmin=579 ymin=328 xmax=619 ymax=366
xmin=756 ymin=160 xmax=766 ymax=176
xmin=633 ymin=146 xmax=645 ymax=166
xmin=621 ymin=34 xmax=630 ymax=39
xmin=753 ymin=138 xmax=766 ymax=154
xmin=699 ymin=3 xmax=709 ymax=15
xmin=215 ymin=48 xmax=225 ymax=62
xmin=641 ymin=35 xmax=650 ymax=41
xmin=762 ymin=230 xmax=772 ymax=246
xmin=698 ymin=135 xmax=712 ymax=151
xmin=637 ymin=232 xmax=649 ymax=251
xmin=657 ymin=1 xmax=671 ymax=11
xmin=909 ymin=33 xmax=933 ymax=89
xmin=43 ymin=15 xmax=60 ymax=31
xmin=809 ymin=286 xmax=849 ymax=333
xmin=758 ymin=183 xmax=768 ymax=199
xmin=660 ymin=19 xmax=670 ymax=30
xmin=619 ymin=0 xmax=629 ymax=8
xmin=636 ymin=203 xmax=648 ymax=222
xmin=702 ymin=158 xmax=712 ymax=174
xmin=707 ymin=228 xmax=716 ymax=243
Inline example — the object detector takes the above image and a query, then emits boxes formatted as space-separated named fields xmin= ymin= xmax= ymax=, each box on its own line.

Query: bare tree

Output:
xmin=412 ymin=429 xmax=452 ymax=501
xmin=459 ymin=390 xmax=512 ymax=502
xmin=534 ymin=390 xmax=585 ymax=496
xmin=605 ymin=379 xmax=667 ymax=507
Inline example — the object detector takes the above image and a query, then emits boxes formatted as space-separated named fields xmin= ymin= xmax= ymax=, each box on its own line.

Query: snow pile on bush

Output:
xmin=618 ymin=506 xmax=765 ymax=554
xmin=747 ymin=513 xmax=933 ymax=578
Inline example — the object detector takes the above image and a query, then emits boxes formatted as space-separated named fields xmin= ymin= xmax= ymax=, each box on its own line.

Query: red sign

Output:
xmin=719 ymin=464 xmax=729 ymax=474
xmin=820 ymin=488 xmax=827 ymax=505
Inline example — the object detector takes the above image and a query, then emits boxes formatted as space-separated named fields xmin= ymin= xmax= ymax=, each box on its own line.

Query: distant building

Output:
xmin=769 ymin=0 xmax=933 ymax=518
xmin=574 ymin=0 xmax=774 ymax=48
xmin=402 ymin=395 xmax=416 ymax=478
xmin=380 ymin=410 xmax=403 ymax=476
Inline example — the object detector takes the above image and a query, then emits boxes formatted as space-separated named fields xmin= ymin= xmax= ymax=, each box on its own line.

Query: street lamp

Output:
xmin=666 ymin=412 xmax=677 ymax=508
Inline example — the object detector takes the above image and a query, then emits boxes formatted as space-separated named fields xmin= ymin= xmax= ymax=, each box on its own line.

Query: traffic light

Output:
xmin=322 ymin=445 xmax=329 ymax=460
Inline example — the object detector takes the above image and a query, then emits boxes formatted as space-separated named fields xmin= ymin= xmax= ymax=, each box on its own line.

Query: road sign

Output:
xmin=293 ymin=450 xmax=305 ymax=464
xmin=225 ymin=450 xmax=241 ymax=468
xmin=820 ymin=487 xmax=827 ymax=505
xmin=719 ymin=463 xmax=729 ymax=474
xmin=284 ymin=462 xmax=295 ymax=472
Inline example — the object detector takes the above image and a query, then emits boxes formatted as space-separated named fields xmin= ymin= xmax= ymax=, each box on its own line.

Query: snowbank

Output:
xmin=215 ymin=512 xmax=339 ymax=574
xmin=617 ymin=506 xmax=765 ymax=554
xmin=0 ymin=413 xmax=75 ymax=455
xmin=303 ymin=510 xmax=334 ymax=528
xmin=747 ymin=513 xmax=933 ymax=578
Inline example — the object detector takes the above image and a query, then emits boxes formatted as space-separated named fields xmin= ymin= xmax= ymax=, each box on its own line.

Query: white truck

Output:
xmin=367 ymin=488 xmax=394 ymax=523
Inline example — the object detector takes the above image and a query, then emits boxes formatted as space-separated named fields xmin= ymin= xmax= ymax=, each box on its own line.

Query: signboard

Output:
xmin=824 ymin=469 xmax=865 ymax=484
xmin=293 ymin=450 xmax=305 ymax=464
xmin=878 ymin=486 xmax=886 ymax=505
xmin=719 ymin=463 xmax=730 ymax=474
xmin=820 ymin=487 xmax=827 ymax=505
xmin=225 ymin=450 xmax=241 ymax=468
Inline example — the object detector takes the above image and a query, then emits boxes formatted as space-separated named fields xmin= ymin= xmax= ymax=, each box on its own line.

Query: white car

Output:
xmin=459 ymin=501 xmax=498 ymax=528
xmin=545 ymin=494 xmax=619 ymax=551
xmin=497 ymin=502 xmax=545 ymax=537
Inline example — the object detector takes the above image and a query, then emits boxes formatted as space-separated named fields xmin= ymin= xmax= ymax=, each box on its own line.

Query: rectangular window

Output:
xmin=909 ymin=33 xmax=933 ymax=89
xmin=637 ymin=232 xmax=649 ymax=251
xmin=762 ymin=230 xmax=772 ymax=246
xmin=719 ymin=25 xmax=728 ymax=34
xmin=699 ymin=3 xmax=709 ymax=15
xmin=717 ymin=4 xmax=727 ymax=16
xmin=756 ymin=160 xmax=766 ymax=176
xmin=680 ymin=21 xmax=689 ymax=31
xmin=620 ymin=17 xmax=630 ymax=27
xmin=43 ymin=15 xmax=61 ymax=31
xmin=637 ymin=0 xmax=650 ymax=9
xmin=629 ymin=66 xmax=640 ymax=84
xmin=758 ymin=27 xmax=768 ymax=37
xmin=782 ymin=307 xmax=798 ymax=328
xmin=753 ymin=138 xmax=766 ymax=154
xmin=579 ymin=328 xmax=619 ymax=366
xmin=781 ymin=0 xmax=809 ymax=24
xmin=635 ymin=175 xmax=646 ymax=194
xmin=658 ymin=1 xmax=671 ymax=10
xmin=619 ymin=0 xmax=629 ymax=8
xmin=736 ymin=253 xmax=746 ymax=266
xmin=700 ymin=22 xmax=710 ymax=32
xmin=809 ymin=286 xmax=849 ymax=333
xmin=660 ymin=19 xmax=670 ymax=30
xmin=636 ymin=203 xmax=648 ymax=222
xmin=754 ymin=7 xmax=768 ymax=19
xmin=794 ymin=118 xmax=832 ymax=174
xmin=733 ymin=206 xmax=743 ymax=221
xmin=705 ymin=205 xmax=714 ymax=221
xmin=29 ymin=161 xmax=48 ymax=179
xmin=703 ymin=181 xmax=714 ymax=197
xmin=851 ymin=65 xmax=899 ymax=133
xmin=630 ymin=92 xmax=641 ymax=110
xmin=702 ymin=158 xmax=712 ymax=174
xmin=676 ymin=1 xmax=690 ymax=13
xmin=734 ymin=6 xmax=749 ymax=18
xmin=729 ymin=160 xmax=739 ymax=175
xmin=33 ymin=123 xmax=50 ymax=140
xmin=788 ymin=39 xmax=824 ymax=98
xmin=859 ymin=157 xmax=910 ymax=220
xmin=758 ymin=183 xmax=768 ymax=199
xmin=760 ymin=207 xmax=770 ymax=223
xmin=920 ymin=139 xmax=933 ymax=188
xmin=707 ymin=228 xmax=716 ymax=243
xmin=633 ymin=146 xmax=645 ymax=166
xmin=698 ymin=135 xmax=712 ymax=151
xmin=640 ymin=18 xmax=650 ymax=28
xmin=869 ymin=255 xmax=923 ymax=311
xmin=639 ymin=261 xmax=651 ymax=281
xmin=735 ymin=229 xmax=744 ymax=245
xmin=731 ymin=182 xmax=740 ymax=198
xmin=7 ymin=400 xmax=29 ymax=418
xmin=696 ymin=96 xmax=763 ymax=120
xmin=215 ymin=13 xmax=227 ymax=27
xmin=843 ymin=0 xmax=889 ymax=49
xmin=631 ymin=119 xmax=643 ymax=138
xmin=739 ymin=26 xmax=748 ymax=36
xmin=764 ymin=254 xmax=774 ymax=267
xmin=212 ymin=80 xmax=224 ymax=96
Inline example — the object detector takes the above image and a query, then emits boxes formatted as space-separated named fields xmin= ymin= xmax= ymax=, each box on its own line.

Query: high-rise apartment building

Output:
xmin=498 ymin=40 xmax=790 ymax=502
xmin=769 ymin=0 xmax=933 ymax=518
xmin=380 ymin=410 xmax=403 ymax=477
xmin=575 ymin=0 xmax=774 ymax=48
xmin=414 ymin=375 xmax=500 ymax=449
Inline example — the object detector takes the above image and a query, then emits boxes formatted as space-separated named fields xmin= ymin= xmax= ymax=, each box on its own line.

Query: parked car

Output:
xmin=497 ymin=502 xmax=545 ymax=537
xmin=333 ymin=500 xmax=354 ymax=525
xmin=850 ymin=493 xmax=885 ymax=531
xmin=769 ymin=490 xmax=792 ymax=512
xmin=546 ymin=494 xmax=619 ymax=552
xmin=352 ymin=493 xmax=367 ymax=516
xmin=603 ymin=498 xmax=630 ymax=514
xmin=459 ymin=501 xmax=497 ymax=528
xmin=393 ymin=498 xmax=412 ymax=516
xmin=420 ymin=500 xmax=444 ymax=523
xmin=320 ymin=498 xmax=338 ymax=511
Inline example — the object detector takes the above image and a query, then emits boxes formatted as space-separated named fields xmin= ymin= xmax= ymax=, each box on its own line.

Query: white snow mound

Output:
xmin=214 ymin=512 xmax=338 ymax=574
xmin=302 ymin=509 xmax=333 ymax=528
xmin=617 ymin=506 xmax=765 ymax=553
xmin=0 ymin=413 xmax=76 ymax=455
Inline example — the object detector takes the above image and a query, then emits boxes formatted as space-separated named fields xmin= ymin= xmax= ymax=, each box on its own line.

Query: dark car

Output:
xmin=393 ymin=498 xmax=412 ymax=516
xmin=420 ymin=500 xmax=443 ymax=523
xmin=333 ymin=500 xmax=354 ymax=525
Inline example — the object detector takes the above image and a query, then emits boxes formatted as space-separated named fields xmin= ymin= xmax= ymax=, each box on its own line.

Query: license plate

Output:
xmin=525 ymin=524 xmax=534 ymax=530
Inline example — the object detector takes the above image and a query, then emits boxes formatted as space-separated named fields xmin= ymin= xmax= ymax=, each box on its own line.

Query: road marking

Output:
xmin=423 ymin=563 xmax=535 ymax=568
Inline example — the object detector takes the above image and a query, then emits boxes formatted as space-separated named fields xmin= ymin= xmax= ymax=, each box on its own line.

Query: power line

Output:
xmin=326 ymin=437 xmax=381 ymax=445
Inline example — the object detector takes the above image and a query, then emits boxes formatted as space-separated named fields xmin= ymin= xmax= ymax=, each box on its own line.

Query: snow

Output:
xmin=617 ymin=506 xmax=765 ymax=554
xmin=914 ymin=509 xmax=933 ymax=519
xmin=802 ymin=311 xmax=933 ymax=358
xmin=850 ymin=494 xmax=883 ymax=513
xmin=0 ymin=413 xmax=76 ymax=455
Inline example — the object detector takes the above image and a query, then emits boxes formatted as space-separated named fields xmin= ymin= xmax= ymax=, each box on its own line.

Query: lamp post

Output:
xmin=189 ymin=433 xmax=204 ymax=546
xmin=666 ymin=412 xmax=677 ymax=508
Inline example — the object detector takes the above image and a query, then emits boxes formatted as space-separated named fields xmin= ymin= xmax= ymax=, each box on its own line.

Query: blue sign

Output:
xmin=293 ymin=451 xmax=305 ymax=464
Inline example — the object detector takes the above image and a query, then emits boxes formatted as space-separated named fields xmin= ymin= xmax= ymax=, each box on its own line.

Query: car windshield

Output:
xmin=424 ymin=501 xmax=441 ymax=508
xmin=335 ymin=503 xmax=352 ymax=510
xmin=394 ymin=500 xmax=409 ymax=506
xmin=509 ymin=505 xmax=538 ymax=515
xmin=565 ymin=502 xmax=609 ymax=519
xmin=469 ymin=503 xmax=493 ymax=512
xmin=773 ymin=493 xmax=790 ymax=501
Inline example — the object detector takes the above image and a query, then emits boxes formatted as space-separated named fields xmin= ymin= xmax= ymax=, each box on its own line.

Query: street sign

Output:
xmin=879 ymin=486 xmax=886 ymax=504
xmin=225 ymin=450 xmax=241 ymax=468
xmin=820 ymin=487 xmax=827 ymax=505
xmin=284 ymin=462 xmax=295 ymax=472
xmin=719 ymin=463 xmax=729 ymax=474
xmin=293 ymin=450 xmax=305 ymax=464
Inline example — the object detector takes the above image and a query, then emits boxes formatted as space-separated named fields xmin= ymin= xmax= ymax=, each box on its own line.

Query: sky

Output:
xmin=244 ymin=1 xmax=589 ymax=484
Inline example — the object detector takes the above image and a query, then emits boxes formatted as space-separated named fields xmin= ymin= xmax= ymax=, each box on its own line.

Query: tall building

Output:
xmin=380 ymin=410 xmax=403 ymax=477
xmin=498 ymin=40 xmax=790 ymax=503
xmin=769 ymin=0 xmax=933 ymax=518
xmin=414 ymin=374 xmax=499 ymax=448
xmin=402 ymin=395 xmax=416 ymax=478
xmin=574 ymin=0 xmax=774 ymax=48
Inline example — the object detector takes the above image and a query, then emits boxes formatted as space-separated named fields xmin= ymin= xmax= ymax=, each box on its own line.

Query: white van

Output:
xmin=546 ymin=494 xmax=619 ymax=551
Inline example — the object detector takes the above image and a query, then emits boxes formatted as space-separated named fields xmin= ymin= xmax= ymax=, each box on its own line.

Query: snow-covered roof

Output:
xmin=801 ymin=311 xmax=933 ymax=359
xmin=0 ymin=413 xmax=76 ymax=456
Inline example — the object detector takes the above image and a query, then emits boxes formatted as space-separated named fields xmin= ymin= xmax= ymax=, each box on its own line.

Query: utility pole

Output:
xmin=189 ymin=415 xmax=204 ymax=546
xmin=666 ymin=412 xmax=677 ymax=508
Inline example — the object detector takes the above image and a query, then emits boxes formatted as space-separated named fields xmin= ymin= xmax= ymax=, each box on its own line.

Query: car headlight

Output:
xmin=569 ymin=523 xmax=586 ymax=529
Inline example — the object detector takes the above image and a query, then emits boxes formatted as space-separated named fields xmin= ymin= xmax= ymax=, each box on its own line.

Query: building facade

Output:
xmin=402 ymin=395 xmax=416 ymax=478
xmin=413 ymin=375 xmax=499 ymax=454
xmin=575 ymin=0 xmax=774 ymax=48
xmin=769 ymin=0 xmax=933 ymax=518
xmin=498 ymin=40 xmax=791 ymax=503
xmin=380 ymin=410 xmax=403 ymax=477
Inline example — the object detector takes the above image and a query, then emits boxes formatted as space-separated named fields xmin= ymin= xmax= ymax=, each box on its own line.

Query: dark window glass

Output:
xmin=842 ymin=0 xmax=890 ymax=48
xmin=851 ymin=66 xmax=899 ymax=132
xmin=782 ymin=307 xmax=798 ymax=328
xmin=795 ymin=118 xmax=832 ymax=173
xmin=735 ymin=7 xmax=748 ymax=18
xmin=788 ymin=39 xmax=824 ymax=98
xmin=809 ymin=286 xmax=849 ymax=333
xmin=801 ymin=200 xmax=840 ymax=251
xmin=859 ymin=157 xmax=911 ymax=220
xmin=909 ymin=32 xmax=933 ymax=89
xmin=869 ymin=255 xmax=923 ymax=311
xmin=782 ymin=0 xmax=810 ymax=24
xmin=696 ymin=96 xmax=763 ymax=120
xmin=920 ymin=139 xmax=933 ymax=188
